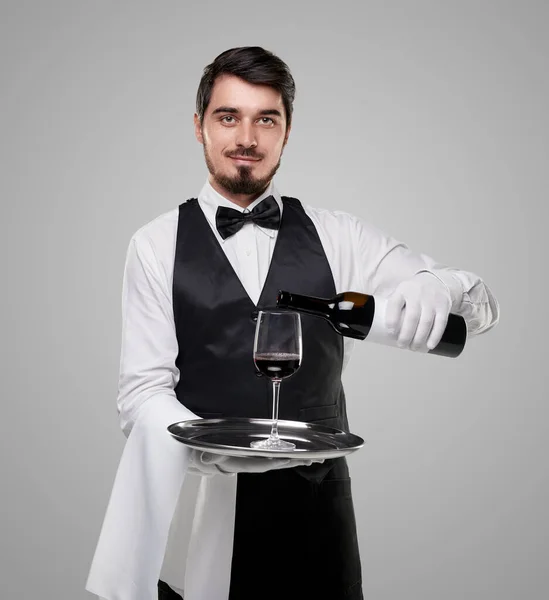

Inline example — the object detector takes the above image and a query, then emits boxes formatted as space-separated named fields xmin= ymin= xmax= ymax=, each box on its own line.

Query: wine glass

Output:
xmin=250 ymin=310 xmax=302 ymax=450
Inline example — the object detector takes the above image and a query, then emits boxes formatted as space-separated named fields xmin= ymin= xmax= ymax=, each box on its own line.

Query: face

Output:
xmin=194 ymin=74 xmax=291 ymax=202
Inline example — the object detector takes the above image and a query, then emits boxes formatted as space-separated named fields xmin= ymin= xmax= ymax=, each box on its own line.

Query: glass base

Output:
xmin=250 ymin=436 xmax=296 ymax=451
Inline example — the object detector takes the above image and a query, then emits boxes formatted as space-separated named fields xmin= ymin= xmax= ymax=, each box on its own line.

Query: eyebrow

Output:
xmin=211 ymin=106 xmax=283 ymax=118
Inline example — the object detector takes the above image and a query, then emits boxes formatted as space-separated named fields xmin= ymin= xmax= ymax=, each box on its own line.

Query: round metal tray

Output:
xmin=167 ymin=417 xmax=365 ymax=460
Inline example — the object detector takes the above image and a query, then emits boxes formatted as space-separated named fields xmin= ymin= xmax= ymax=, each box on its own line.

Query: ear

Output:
xmin=283 ymin=123 xmax=292 ymax=146
xmin=194 ymin=113 xmax=204 ymax=144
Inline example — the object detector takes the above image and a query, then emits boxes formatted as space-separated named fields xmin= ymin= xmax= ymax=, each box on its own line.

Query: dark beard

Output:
xmin=203 ymin=144 xmax=282 ymax=195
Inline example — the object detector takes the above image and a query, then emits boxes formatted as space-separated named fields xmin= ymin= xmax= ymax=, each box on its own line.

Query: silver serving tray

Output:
xmin=167 ymin=417 xmax=365 ymax=460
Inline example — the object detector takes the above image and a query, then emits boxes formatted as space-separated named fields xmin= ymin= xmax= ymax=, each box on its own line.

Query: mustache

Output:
xmin=226 ymin=149 xmax=263 ymax=159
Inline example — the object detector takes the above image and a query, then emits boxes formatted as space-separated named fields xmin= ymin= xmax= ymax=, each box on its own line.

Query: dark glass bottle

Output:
xmin=276 ymin=290 xmax=467 ymax=358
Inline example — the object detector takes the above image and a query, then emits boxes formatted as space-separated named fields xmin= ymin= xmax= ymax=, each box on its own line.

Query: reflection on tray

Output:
xmin=167 ymin=417 xmax=365 ymax=460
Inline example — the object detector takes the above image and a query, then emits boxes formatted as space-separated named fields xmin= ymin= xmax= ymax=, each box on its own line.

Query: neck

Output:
xmin=208 ymin=175 xmax=270 ymax=208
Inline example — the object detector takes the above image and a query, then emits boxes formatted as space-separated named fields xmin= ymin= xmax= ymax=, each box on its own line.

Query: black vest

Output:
xmin=171 ymin=196 xmax=363 ymax=600
xmin=173 ymin=196 xmax=349 ymax=431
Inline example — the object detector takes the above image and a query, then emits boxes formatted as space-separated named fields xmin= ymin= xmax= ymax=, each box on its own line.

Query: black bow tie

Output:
xmin=215 ymin=195 xmax=281 ymax=240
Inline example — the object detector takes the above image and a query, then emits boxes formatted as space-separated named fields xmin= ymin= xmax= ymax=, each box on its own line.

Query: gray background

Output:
xmin=1 ymin=1 xmax=547 ymax=599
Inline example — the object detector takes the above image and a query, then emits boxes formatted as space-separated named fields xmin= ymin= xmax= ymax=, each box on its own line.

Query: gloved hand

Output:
xmin=187 ymin=449 xmax=324 ymax=477
xmin=385 ymin=271 xmax=452 ymax=352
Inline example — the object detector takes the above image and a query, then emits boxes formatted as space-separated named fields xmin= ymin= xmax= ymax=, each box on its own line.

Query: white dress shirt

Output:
xmin=117 ymin=178 xmax=499 ymax=436
xmin=86 ymin=179 xmax=499 ymax=600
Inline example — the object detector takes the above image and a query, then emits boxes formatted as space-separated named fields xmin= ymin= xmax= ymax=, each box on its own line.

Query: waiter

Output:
xmin=86 ymin=46 xmax=499 ymax=600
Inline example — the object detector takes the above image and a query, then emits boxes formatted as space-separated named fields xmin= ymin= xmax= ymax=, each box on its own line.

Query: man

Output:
xmin=86 ymin=46 xmax=499 ymax=600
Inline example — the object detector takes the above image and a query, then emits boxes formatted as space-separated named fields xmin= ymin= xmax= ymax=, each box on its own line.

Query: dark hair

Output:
xmin=196 ymin=46 xmax=296 ymax=129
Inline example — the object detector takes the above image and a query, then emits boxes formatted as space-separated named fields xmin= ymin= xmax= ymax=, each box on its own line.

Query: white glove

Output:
xmin=385 ymin=271 xmax=452 ymax=352
xmin=187 ymin=449 xmax=324 ymax=477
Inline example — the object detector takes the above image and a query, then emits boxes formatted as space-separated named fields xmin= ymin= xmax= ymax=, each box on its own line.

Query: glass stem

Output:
xmin=270 ymin=379 xmax=281 ymax=440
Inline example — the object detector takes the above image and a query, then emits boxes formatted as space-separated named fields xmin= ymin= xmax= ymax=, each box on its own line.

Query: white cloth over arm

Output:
xmin=86 ymin=396 xmax=192 ymax=600
xmin=85 ymin=231 xmax=238 ymax=600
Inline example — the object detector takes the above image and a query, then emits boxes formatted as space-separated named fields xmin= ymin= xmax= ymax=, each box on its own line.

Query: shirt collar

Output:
xmin=198 ymin=179 xmax=283 ymax=241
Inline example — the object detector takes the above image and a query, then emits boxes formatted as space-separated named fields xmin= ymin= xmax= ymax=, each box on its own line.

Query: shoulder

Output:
xmin=293 ymin=198 xmax=396 ymax=254
xmin=301 ymin=202 xmax=360 ymax=227
xmin=132 ymin=205 xmax=178 ymax=246
xmin=126 ymin=205 xmax=184 ymax=273
xmin=294 ymin=199 xmax=368 ymax=240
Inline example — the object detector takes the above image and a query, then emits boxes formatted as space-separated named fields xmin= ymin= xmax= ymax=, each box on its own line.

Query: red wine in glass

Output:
xmin=251 ymin=311 xmax=302 ymax=450
xmin=254 ymin=352 xmax=301 ymax=380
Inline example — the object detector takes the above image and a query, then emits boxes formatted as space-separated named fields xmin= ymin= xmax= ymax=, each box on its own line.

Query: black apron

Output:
xmin=167 ymin=196 xmax=363 ymax=599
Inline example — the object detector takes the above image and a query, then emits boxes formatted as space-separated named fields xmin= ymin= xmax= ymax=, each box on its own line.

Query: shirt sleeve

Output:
xmin=352 ymin=216 xmax=500 ymax=335
xmin=117 ymin=233 xmax=198 ymax=437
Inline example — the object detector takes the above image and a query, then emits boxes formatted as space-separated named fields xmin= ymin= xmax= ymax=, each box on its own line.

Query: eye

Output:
xmin=259 ymin=117 xmax=275 ymax=125
xmin=221 ymin=115 xmax=236 ymax=124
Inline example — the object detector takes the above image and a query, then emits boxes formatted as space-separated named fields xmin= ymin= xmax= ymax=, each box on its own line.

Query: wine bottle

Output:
xmin=276 ymin=290 xmax=467 ymax=358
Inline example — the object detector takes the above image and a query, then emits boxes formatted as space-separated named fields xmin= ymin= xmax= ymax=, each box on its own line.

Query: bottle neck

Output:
xmin=276 ymin=291 xmax=332 ymax=319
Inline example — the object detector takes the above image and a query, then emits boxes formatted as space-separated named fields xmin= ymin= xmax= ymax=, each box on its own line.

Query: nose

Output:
xmin=235 ymin=120 xmax=257 ymax=149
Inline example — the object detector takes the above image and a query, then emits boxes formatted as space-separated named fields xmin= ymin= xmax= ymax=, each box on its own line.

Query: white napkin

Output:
xmin=85 ymin=395 xmax=237 ymax=600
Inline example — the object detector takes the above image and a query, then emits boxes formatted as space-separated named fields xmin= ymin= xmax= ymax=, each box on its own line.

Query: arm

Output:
xmin=85 ymin=231 xmax=199 ymax=600
xmin=117 ymin=233 xmax=197 ymax=437
xmin=354 ymin=218 xmax=500 ymax=345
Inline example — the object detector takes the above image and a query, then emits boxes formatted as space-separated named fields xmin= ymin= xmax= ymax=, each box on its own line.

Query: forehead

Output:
xmin=207 ymin=74 xmax=285 ymax=115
